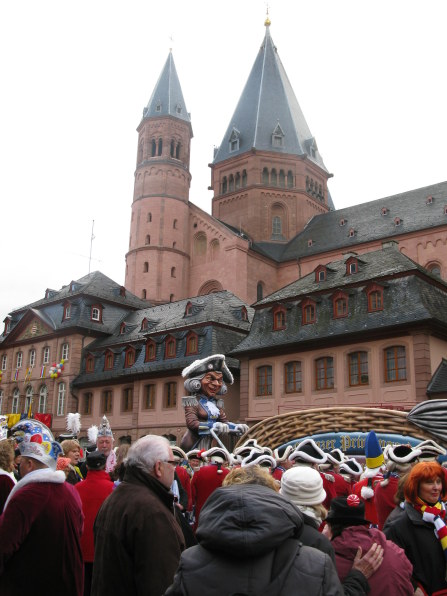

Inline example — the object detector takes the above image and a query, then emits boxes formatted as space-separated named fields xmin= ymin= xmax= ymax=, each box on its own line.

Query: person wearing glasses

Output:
xmin=92 ymin=435 xmax=185 ymax=596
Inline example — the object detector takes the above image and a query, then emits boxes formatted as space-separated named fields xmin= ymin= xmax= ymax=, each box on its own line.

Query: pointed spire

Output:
xmin=142 ymin=52 xmax=190 ymax=123
xmin=213 ymin=23 xmax=327 ymax=171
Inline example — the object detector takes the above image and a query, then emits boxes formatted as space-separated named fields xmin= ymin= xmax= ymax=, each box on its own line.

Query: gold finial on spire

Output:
xmin=264 ymin=3 xmax=271 ymax=27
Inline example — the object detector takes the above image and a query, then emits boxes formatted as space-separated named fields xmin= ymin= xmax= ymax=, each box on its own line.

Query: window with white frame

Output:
xmin=12 ymin=388 xmax=20 ymax=414
xmin=38 ymin=385 xmax=47 ymax=414
xmin=25 ymin=386 xmax=33 ymax=414
xmin=43 ymin=347 xmax=50 ymax=364
xmin=61 ymin=343 xmax=69 ymax=361
xmin=1 ymin=355 xmax=6 ymax=370
xmin=57 ymin=383 xmax=66 ymax=416
xmin=29 ymin=349 xmax=36 ymax=367
xmin=16 ymin=352 xmax=23 ymax=368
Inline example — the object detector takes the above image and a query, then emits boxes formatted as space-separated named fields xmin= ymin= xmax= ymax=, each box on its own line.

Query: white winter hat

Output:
xmin=280 ymin=466 xmax=326 ymax=506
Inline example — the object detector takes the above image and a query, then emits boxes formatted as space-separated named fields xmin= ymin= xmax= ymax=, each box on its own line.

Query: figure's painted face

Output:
xmin=201 ymin=371 xmax=224 ymax=397
xmin=418 ymin=476 xmax=443 ymax=504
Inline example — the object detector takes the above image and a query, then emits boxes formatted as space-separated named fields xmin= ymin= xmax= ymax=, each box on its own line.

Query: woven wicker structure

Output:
xmin=235 ymin=407 xmax=445 ymax=450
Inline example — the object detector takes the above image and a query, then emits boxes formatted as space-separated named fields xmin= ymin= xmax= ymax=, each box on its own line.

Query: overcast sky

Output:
xmin=1 ymin=0 xmax=446 ymax=324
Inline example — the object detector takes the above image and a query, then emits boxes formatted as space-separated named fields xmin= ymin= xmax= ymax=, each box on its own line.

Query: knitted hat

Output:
xmin=363 ymin=431 xmax=384 ymax=478
xmin=56 ymin=457 xmax=72 ymax=472
xmin=86 ymin=450 xmax=107 ymax=469
xmin=289 ymin=439 xmax=327 ymax=465
xmin=326 ymin=494 xmax=371 ymax=526
xmin=280 ymin=467 xmax=326 ymax=506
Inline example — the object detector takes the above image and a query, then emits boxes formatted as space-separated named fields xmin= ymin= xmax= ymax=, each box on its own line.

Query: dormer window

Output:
xmin=104 ymin=351 xmax=114 ymax=371
xmin=229 ymin=127 xmax=240 ymax=153
xmin=63 ymin=302 xmax=71 ymax=320
xmin=119 ymin=286 xmax=126 ymax=297
xmin=333 ymin=291 xmax=348 ymax=319
xmin=186 ymin=332 xmax=198 ymax=356
xmin=125 ymin=347 xmax=135 ymax=368
xmin=366 ymin=283 xmax=384 ymax=312
xmin=241 ymin=306 xmax=248 ymax=321
xmin=155 ymin=102 xmax=161 ymax=112
xmin=271 ymin=123 xmax=285 ymax=148
xmin=444 ymin=205 xmax=447 ymax=215
xmin=315 ymin=266 xmax=326 ymax=283
xmin=273 ymin=306 xmax=286 ymax=331
xmin=426 ymin=195 xmax=433 ymax=205
xmin=339 ymin=218 xmax=347 ymax=226
xmin=175 ymin=104 xmax=182 ymax=114
xmin=184 ymin=302 xmax=193 ymax=317
xmin=348 ymin=228 xmax=355 ymax=238
xmin=145 ymin=340 xmax=156 ymax=362
xmin=141 ymin=318 xmax=148 ymax=331
xmin=381 ymin=207 xmax=389 ymax=216
xmin=120 ymin=322 xmax=126 ymax=335
xmin=3 ymin=318 xmax=11 ymax=335
xmin=308 ymin=239 xmax=313 ymax=247
xmin=345 ymin=257 xmax=358 ymax=275
xmin=165 ymin=336 xmax=176 ymax=359
xmin=86 ymin=354 xmax=95 ymax=373
xmin=394 ymin=217 xmax=402 ymax=226
xmin=91 ymin=305 xmax=102 ymax=322
xmin=301 ymin=298 xmax=316 ymax=325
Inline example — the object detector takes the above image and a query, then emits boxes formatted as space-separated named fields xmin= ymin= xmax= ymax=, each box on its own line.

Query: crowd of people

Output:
xmin=1 ymin=414 xmax=447 ymax=596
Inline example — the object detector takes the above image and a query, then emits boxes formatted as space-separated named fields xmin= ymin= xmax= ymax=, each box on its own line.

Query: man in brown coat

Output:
xmin=92 ymin=435 xmax=184 ymax=596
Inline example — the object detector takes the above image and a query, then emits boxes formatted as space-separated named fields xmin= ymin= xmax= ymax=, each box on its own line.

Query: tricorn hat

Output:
xmin=241 ymin=450 xmax=276 ymax=469
xmin=289 ymin=439 xmax=327 ymax=465
xmin=416 ymin=439 xmax=446 ymax=460
xmin=385 ymin=444 xmax=421 ymax=465
xmin=273 ymin=445 xmax=294 ymax=462
xmin=182 ymin=354 xmax=233 ymax=384
xmin=340 ymin=458 xmax=363 ymax=477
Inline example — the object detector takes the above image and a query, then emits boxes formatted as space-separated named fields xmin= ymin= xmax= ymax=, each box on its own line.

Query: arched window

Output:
xmin=256 ymin=366 xmax=272 ymax=396
xmin=186 ymin=332 xmax=198 ymax=355
xmin=242 ymin=170 xmax=247 ymax=187
xmin=170 ymin=139 xmax=175 ymax=157
xmin=349 ymin=352 xmax=369 ymax=386
xmin=315 ymin=357 xmax=334 ymax=390
xmin=151 ymin=139 xmax=156 ymax=157
xmin=366 ymin=285 xmax=384 ymax=312
xmin=287 ymin=171 xmax=294 ymax=188
xmin=170 ymin=294 xmax=174 ymax=302
xmin=57 ymin=383 xmax=66 ymax=416
xmin=279 ymin=170 xmax=285 ymax=187
xmin=38 ymin=385 xmax=47 ymax=414
xmin=384 ymin=346 xmax=407 ymax=382
xmin=165 ymin=336 xmax=176 ymax=359
xmin=171 ymin=267 xmax=176 ymax=278
xmin=175 ymin=142 xmax=180 ymax=159
xmin=173 ymin=219 xmax=178 ymax=229
xmin=257 ymin=282 xmax=264 ymax=301
xmin=194 ymin=233 xmax=207 ymax=257
xmin=210 ymin=239 xmax=220 ymax=260
xmin=125 ymin=347 xmax=135 ymax=368
xmin=145 ymin=235 xmax=150 ymax=245
xmin=273 ymin=306 xmax=286 ymax=330
xmin=104 ymin=351 xmax=114 ymax=371
xmin=229 ymin=174 xmax=234 ymax=191
xmin=157 ymin=138 xmax=162 ymax=156
xmin=427 ymin=262 xmax=441 ymax=277
xmin=86 ymin=354 xmax=95 ymax=373
xmin=12 ymin=388 xmax=20 ymax=414
xmin=184 ymin=302 xmax=193 ymax=316
xmin=222 ymin=177 xmax=227 ymax=194
xmin=272 ymin=216 xmax=282 ymax=236
xmin=138 ymin=141 xmax=143 ymax=163
xmin=271 ymin=169 xmax=277 ymax=186
xmin=333 ymin=291 xmax=348 ymax=318
xmin=262 ymin=168 xmax=269 ymax=184
xmin=145 ymin=340 xmax=156 ymax=362
xmin=235 ymin=172 xmax=241 ymax=189
xmin=143 ymin=261 xmax=149 ymax=272
xmin=302 ymin=299 xmax=316 ymax=324
xmin=241 ymin=306 xmax=248 ymax=321
xmin=285 ymin=361 xmax=302 ymax=393
xmin=147 ymin=213 xmax=152 ymax=223
xmin=25 ymin=386 xmax=33 ymax=415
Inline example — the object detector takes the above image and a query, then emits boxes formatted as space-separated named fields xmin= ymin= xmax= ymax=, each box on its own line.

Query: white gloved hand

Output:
xmin=234 ymin=424 xmax=249 ymax=435
xmin=213 ymin=422 xmax=229 ymax=434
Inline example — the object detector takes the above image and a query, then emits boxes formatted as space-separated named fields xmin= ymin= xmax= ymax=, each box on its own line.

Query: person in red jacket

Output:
xmin=321 ymin=449 xmax=352 ymax=497
xmin=271 ymin=445 xmax=294 ymax=481
xmin=172 ymin=446 xmax=193 ymax=513
xmin=353 ymin=431 xmax=384 ymax=527
xmin=191 ymin=446 xmax=231 ymax=531
xmin=75 ymin=450 xmax=113 ymax=596
xmin=339 ymin=458 xmax=363 ymax=493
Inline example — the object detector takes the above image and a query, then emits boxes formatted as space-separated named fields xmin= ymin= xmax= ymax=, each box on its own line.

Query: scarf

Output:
xmin=414 ymin=497 xmax=447 ymax=561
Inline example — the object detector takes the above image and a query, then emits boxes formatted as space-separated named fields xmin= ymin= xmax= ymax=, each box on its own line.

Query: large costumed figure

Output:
xmin=180 ymin=354 xmax=248 ymax=451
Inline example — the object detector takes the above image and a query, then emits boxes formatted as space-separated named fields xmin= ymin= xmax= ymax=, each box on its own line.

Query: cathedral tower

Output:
xmin=210 ymin=18 xmax=332 ymax=245
xmin=125 ymin=51 xmax=193 ymax=304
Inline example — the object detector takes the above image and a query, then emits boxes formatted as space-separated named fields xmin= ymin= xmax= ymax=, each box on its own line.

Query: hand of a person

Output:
xmin=213 ymin=422 xmax=229 ymax=434
xmin=234 ymin=424 xmax=249 ymax=435
xmin=413 ymin=588 xmax=425 ymax=596
xmin=351 ymin=543 xmax=384 ymax=579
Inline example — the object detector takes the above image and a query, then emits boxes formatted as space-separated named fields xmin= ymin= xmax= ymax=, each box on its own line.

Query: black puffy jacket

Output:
xmin=165 ymin=484 xmax=368 ymax=596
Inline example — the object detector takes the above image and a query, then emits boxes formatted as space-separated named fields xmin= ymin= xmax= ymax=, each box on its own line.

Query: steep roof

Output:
xmin=232 ymin=245 xmax=447 ymax=356
xmin=213 ymin=22 xmax=327 ymax=171
xmin=250 ymin=180 xmax=447 ymax=262
xmin=142 ymin=51 xmax=191 ymax=125
xmin=427 ymin=359 xmax=447 ymax=396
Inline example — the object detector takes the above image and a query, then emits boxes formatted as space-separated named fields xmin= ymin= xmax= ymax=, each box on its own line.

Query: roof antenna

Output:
xmin=89 ymin=220 xmax=95 ymax=274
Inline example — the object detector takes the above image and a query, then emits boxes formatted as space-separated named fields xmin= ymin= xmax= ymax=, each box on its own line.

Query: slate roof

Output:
xmin=231 ymin=246 xmax=447 ymax=356
xmin=427 ymin=359 xmax=447 ymax=395
xmin=249 ymin=180 xmax=447 ymax=263
xmin=213 ymin=23 xmax=327 ymax=171
xmin=142 ymin=51 xmax=191 ymax=125
xmin=72 ymin=291 xmax=253 ymax=387
xmin=1 ymin=272 xmax=147 ymax=344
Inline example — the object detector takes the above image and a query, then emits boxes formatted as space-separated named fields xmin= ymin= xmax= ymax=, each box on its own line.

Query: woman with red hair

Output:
xmin=385 ymin=461 xmax=447 ymax=595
